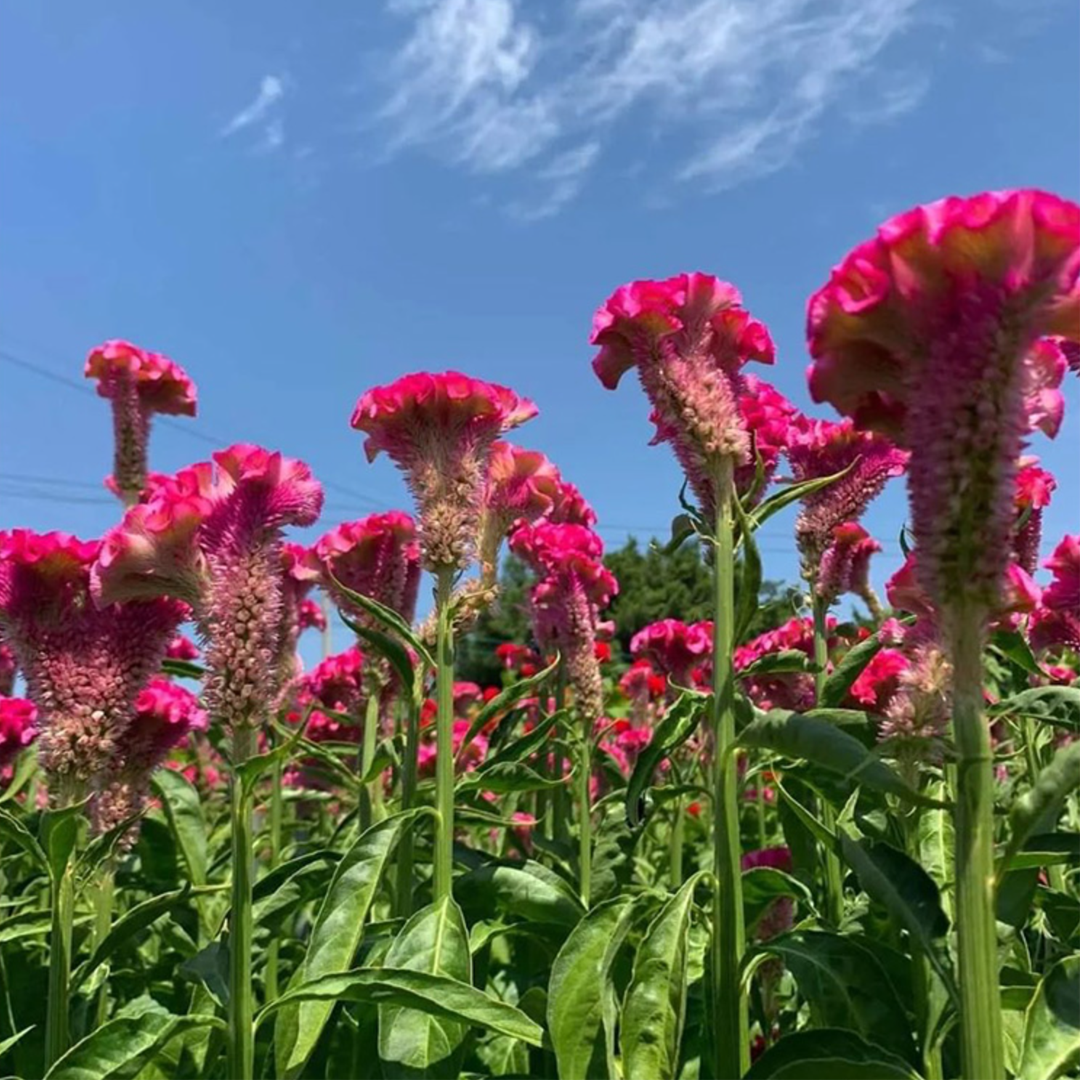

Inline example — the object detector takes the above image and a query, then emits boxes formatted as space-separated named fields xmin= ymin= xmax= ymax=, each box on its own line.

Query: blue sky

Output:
xmin=2 ymin=0 xmax=1078 ymax=646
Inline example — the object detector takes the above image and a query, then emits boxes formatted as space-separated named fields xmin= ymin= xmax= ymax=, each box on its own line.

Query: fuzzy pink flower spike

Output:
xmin=1012 ymin=458 xmax=1056 ymax=573
xmin=816 ymin=522 xmax=884 ymax=614
xmin=808 ymin=189 xmax=1080 ymax=616
xmin=0 ymin=530 xmax=186 ymax=799
xmin=0 ymin=641 xmax=15 ymax=697
xmin=1029 ymin=535 xmax=1080 ymax=653
xmin=591 ymin=272 xmax=776 ymax=515
xmin=93 ymin=445 xmax=324 ymax=735
xmin=85 ymin=340 xmax=197 ymax=506
xmin=351 ymin=372 xmax=537 ymax=571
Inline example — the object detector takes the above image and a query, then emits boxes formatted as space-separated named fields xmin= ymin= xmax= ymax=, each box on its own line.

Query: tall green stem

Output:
xmin=710 ymin=459 xmax=748 ymax=1079
xmin=433 ymin=569 xmax=456 ymax=900
xmin=551 ymin=665 xmax=569 ymax=845
xmin=811 ymin=596 xmax=844 ymax=926
xmin=265 ymin=752 xmax=284 ymax=1002
xmin=395 ymin=695 xmax=420 ymax=917
xmin=92 ymin=864 xmax=116 ymax=1026
xmin=949 ymin=605 xmax=1003 ymax=1080
xmin=44 ymin=863 xmax=75 ymax=1069
xmin=228 ymin=724 xmax=255 ymax=1080
xmin=359 ymin=691 xmax=384 ymax=832
xmin=669 ymin=760 xmax=684 ymax=890
xmin=577 ymin=706 xmax=592 ymax=907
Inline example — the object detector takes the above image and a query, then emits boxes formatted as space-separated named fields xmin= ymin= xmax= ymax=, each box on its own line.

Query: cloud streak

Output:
xmin=222 ymin=75 xmax=288 ymax=151
xmin=374 ymin=0 xmax=928 ymax=214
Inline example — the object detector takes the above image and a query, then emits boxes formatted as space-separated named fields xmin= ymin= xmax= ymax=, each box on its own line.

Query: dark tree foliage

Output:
xmin=456 ymin=537 xmax=801 ymax=685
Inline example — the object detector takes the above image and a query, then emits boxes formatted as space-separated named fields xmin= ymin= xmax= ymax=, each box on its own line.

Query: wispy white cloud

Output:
xmin=374 ymin=0 xmax=928 ymax=214
xmin=222 ymin=74 xmax=288 ymax=151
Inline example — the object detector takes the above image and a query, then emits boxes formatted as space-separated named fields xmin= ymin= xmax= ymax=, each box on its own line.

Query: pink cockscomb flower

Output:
xmin=0 ymin=530 xmax=186 ymax=800
xmin=846 ymin=648 xmax=911 ymax=714
xmin=299 ymin=598 xmax=327 ymax=633
xmin=785 ymin=416 xmax=908 ymax=571
xmin=92 ymin=445 xmax=324 ymax=737
xmin=547 ymin=480 xmax=598 ymax=527
xmin=591 ymin=273 xmax=776 ymax=516
xmin=816 ymin=522 xmax=884 ymax=614
xmin=878 ymin=645 xmax=953 ymax=751
xmin=1013 ymin=458 xmax=1057 ymax=573
xmin=85 ymin=340 xmax=198 ymax=506
xmin=807 ymin=190 xmax=1079 ymax=616
xmin=0 ymin=696 xmax=38 ymax=770
xmin=275 ymin=542 xmax=320 ymax=698
xmin=0 ymin=640 xmax=15 ymax=696
xmin=165 ymin=633 xmax=200 ymax=662
xmin=630 ymin=618 xmax=712 ymax=688
xmin=510 ymin=522 xmax=618 ymax=722
xmin=736 ymin=376 xmax=801 ymax=501
xmin=308 ymin=512 xmax=422 ymax=634
xmin=351 ymin=372 xmax=537 ymax=571
xmin=1029 ymin=535 xmax=1080 ymax=653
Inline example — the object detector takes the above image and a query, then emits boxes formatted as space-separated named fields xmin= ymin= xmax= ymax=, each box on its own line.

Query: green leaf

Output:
xmin=742 ymin=867 xmax=815 ymax=933
xmin=329 ymin=572 xmax=434 ymax=667
xmin=0 ymin=806 xmax=47 ymax=870
xmin=989 ymin=628 xmax=1043 ymax=677
xmin=0 ymin=751 xmax=38 ymax=804
xmin=179 ymin=941 xmax=230 ymax=1007
xmin=1002 ymin=832 xmax=1080 ymax=872
xmin=275 ymin=808 xmax=431 ymax=1077
xmin=77 ymin=812 xmax=146 ymax=878
xmin=0 ymin=1024 xmax=34 ymax=1058
xmin=456 ymin=861 xmax=584 ymax=928
xmin=999 ymin=742 xmax=1080 ymax=885
xmin=261 ymin=968 xmax=542 ymax=1046
xmin=456 ymin=656 xmax=561 ymax=764
xmin=160 ymin=657 xmax=205 ymax=680
xmin=252 ymin=851 xmax=340 ymax=931
xmin=150 ymin=770 xmax=207 ymax=886
xmin=236 ymin=716 xmax=312 ymax=797
xmin=750 ymin=930 xmax=918 ymax=1063
xmin=837 ymin=835 xmax=957 ymax=1007
xmin=774 ymin=778 xmax=836 ymax=849
xmin=736 ymin=650 xmax=815 ymax=679
xmin=744 ymin=1029 xmax=922 ymax=1079
xmin=988 ymin=686 xmax=1080 ymax=731
xmin=40 ymin=800 xmax=87 ymax=881
xmin=548 ymin=895 xmax=639 ymax=1080
xmin=739 ymin=710 xmax=940 ymax=808
xmin=626 ymin=692 xmax=708 ymax=828
xmin=1018 ymin=956 xmax=1080 ymax=1080
xmin=340 ymin=613 xmax=419 ymax=700
xmin=459 ymin=761 xmax=568 ymax=795
xmin=666 ymin=513 xmax=697 ymax=555
xmin=820 ymin=635 xmax=885 ymax=709
xmin=43 ymin=1001 xmax=223 ymax=1080
xmin=621 ymin=873 xmax=704 ymax=1080
xmin=748 ymin=462 xmax=857 ymax=533
xmin=378 ymin=897 xmax=471 ymax=1077
xmin=476 ymin=711 xmax=562 ymax=771
xmin=0 ymin=908 xmax=53 ymax=944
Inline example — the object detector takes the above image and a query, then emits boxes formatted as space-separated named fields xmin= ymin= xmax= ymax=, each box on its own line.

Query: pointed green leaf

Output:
xmin=989 ymin=685 xmax=1080 ymax=731
xmin=0 ymin=806 xmax=47 ymax=870
xmin=252 ymin=851 xmax=340 ymax=931
xmin=477 ymin=711 xmax=562 ymax=771
xmin=456 ymin=860 xmax=584 ymax=928
xmin=736 ymin=650 xmax=815 ymax=679
xmin=745 ymin=1029 xmax=922 ymax=1078
xmin=820 ymin=635 xmax=885 ymax=709
xmin=161 ymin=657 xmax=206 ymax=680
xmin=179 ymin=941 xmax=230 ymax=1007
xmin=0 ymin=751 xmax=38 ymax=804
xmin=460 ymin=762 xmax=568 ymax=795
xmin=0 ymin=1024 xmax=34 ymax=1058
xmin=151 ymin=770 xmax=207 ymax=886
xmin=742 ymin=867 xmax=816 ymax=933
xmin=40 ymin=800 xmax=88 ymax=881
xmin=1018 ymin=956 xmax=1080 ymax=1080
xmin=341 ymin=613 xmax=419 ymax=700
xmin=748 ymin=462 xmax=857 ymax=533
xmin=329 ymin=572 xmax=433 ymax=667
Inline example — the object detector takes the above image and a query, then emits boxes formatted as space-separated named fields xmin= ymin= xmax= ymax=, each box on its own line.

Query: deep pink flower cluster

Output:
xmin=630 ymin=618 xmax=712 ymax=688
xmin=816 ymin=522 xmax=883 ymax=611
xmin=418 ymin=719 xmax=487 ymax=777
xmin=93 ymin=444 xmax=324 ymax=733
xmin=495 ymin=642 xmax=542 ymax=677
xmin=846 ymin=648 xmax=911 ymax=715
xmin=298 ymin=598 xmax=327 ymax=633
xmin=736 ymin=375 xmax=801 ymax=500
xmin=734 ymin=616 xmax=836 ymax=712
xmin=0 ymin=530 xmax=186 ymax=796
xmin=592 ymin=273 xmax=778 ymax=516
xmin=1012 ymin=459 xmax=1057 ymax=574
xmin=352 ymin=372 xmax=537 ymax=571
xmin=1029 ymin=535 xmax=1080 ymax=653
xmin=0 ymin=696 xmax=37 ymax=770
xmin=742 ymin=847 xmax=795 ymax=940
xmin=85 ymin=339 xmax=197 ymax=505
xmin=165 ymin=633 xmax=200 ymax=661
xmin=808 ymin=189 xmax=1079 ymax=615
xmin=294 ymin=647 xmax=366 ymax=744
xmin=509 ymin=522 xmax=618 ymax=721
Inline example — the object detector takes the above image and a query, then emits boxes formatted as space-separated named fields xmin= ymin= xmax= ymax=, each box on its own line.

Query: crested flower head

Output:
xmin=846 ymin=648 xmax=911 ymax=714
xmin=0 ymin=530 xmax=186 ymax=794
xmin=807 ymin=189 xmax=1080 ymax=614
xmin=630 ymin=618 xmax=712 ymax=687
xmin=308 ymin=512 xmax=422 ymax=627
xmin=351 ymin=371 xmax=537 ymax=571
xmin=298 ymin=646 xmax=365 ymax=713
xmin=299 ymin=597 xmax=327 ymax=632
xmin=547 ymin=480 xmax=598 ymax=526
xmin=735 ymin=376 xmax=800 ymax=501
xmin=1013 ymin=458 xmax=1057 ymax=573
xmin=1029 ymin=535 xmax=1080 ymax=653
xmin=0 ymin=696 xmax=38 ymax=769
xmin=816 ymin=522 xmax=883 ymax=608
xmin=85 ymin=340 xmax=197 ymax=504
xmin=591 ymin=273 xmax=776 ymax=515
xmin=165 ymin=633 xmax=200 ymax=661
xmin=786 ymin=416 xmax=908 ymax=568
xmin=92 ymin=446 xmax=324 ymax=733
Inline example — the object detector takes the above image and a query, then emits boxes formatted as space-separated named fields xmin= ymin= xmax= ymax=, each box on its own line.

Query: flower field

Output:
xmin=0 ymin=188 xmax=1078 ymax=1080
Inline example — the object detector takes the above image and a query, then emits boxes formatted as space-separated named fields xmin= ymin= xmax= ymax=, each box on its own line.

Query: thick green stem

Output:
xmin=670 ymin=761 xmax=684 ymax=891
xmin=359 ymin=691 xmax=384 ymax=832
xmin=551 ymin=665 xmax=569 ymax=845
xmin=265 ymin=753 xmax=284 ymax=1003
xmin=433 ymin=569 xmax=456 ymax=901
xmin=228 ymin=724 xmax=256 ymax=1080
xmin=710 ymin=460 xmax=748 ymax=1079
xmin=949 ymin=605 xmax=1003 ymax=1080
xmin=577 ymin=708 xmax=592 ymax=907
xmin=92 ymin=864 xmax=116 ymax=1027
xmin=811 ymin=597 xmax=844 ymax=927
xmin=44 ymin=864 xmax=75 ymax=1069
xmin=395 ymin=696 xmax=420 ymax=917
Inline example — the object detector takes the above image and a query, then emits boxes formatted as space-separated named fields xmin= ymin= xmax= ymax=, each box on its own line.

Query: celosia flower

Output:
xmin=299 ymin=647 xmax=365 ymax=713
xmin=785 ymin=416 xmax=908 ymax=570
xmin=879 ymin=645 xmax=953 ymax=748
xmin=742 ymin=847 xmax=795 ymax=939
xmin=1029 ymin=535 xmax=1080 ymax=653
xmin=737 ymin=376 xmax=801 ymax=500
xmin=495 ymin=642 xmax=541 ymax=674
xmin=165 ymin=633 xmax=200 ymax=661
xmin=0 ymin=530 xmax=186 ymax=797
xmin=630 ymin=618 xmax=712 ymax=687
xmin=816 ymin=522 xmax=883 ymax=612
xmin=92 ymin=445 xmax=324 ymax=735
xmin=308 ymin=513 xmax=422 ymax=628
xmin=846 ymin=648 xmax=911 ymax=714
xmin=351 ymin=372 xmax=537 ymax=571
xmin=547 ymin=480 xmax=598 ymax=527
xmin=298 ymin=598 xmax=327 ymax=633
xmin=591 ymin=273 xmax=776 ymax=516
xmin=0 ymin=640 xmax=15 ymax=696
xmin=807 ymin=189 xmax=1079 ymax=614
xmin=734 ymin=616 xmax=835 ymax=712
xmin=85 ymin=340 xmax=197 ymax=505
xmin=419 ymin=719 xmax=487 ymax=776
xmin=1013 ymin=458 xmax=1057 ymax=573
xmin=274 ymin=542 xmax=320 ymax=701
xmin=0 ymin=696 xmax=37 ymax=769
xmin=510 ymin=522 xmax=618 ymax=722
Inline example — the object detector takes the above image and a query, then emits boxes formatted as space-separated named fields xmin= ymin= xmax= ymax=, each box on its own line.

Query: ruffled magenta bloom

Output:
xmin=786 ymin=416 xmax=908 ymax=568
xmin=846 ymin=648 xmax=911 ymax=714
xmin=807 ymin=190 xmax=1079 ymax=614
xmin=0 ymin=696 xmax=37 ymax=770
xmin=299 ymin=647 xmax=365 ymax=713
xmin=494 ymin=642 xmax=541 ymax=675
xmin=299 ymin=598 xmax=327 ymax=633
xmin=630 ymin=618 xmax=712 ymax=687
xmin=274 ymin=542 xmax=320 ymax=697
xmin=510 ymin=522 xmax=618 ymax=722
xmin=736 ymin=376 xmax=801 ymax=500
xmin=419 ymin=719 xmax=487 ymax=776
xmin=0 ymin=530 xmax=186 ymax=797
xmin=547 ymin=480 xmax=598 ymax=527
xmin=85 ymin=340 xmax=198 ymax=505
xmin=1013 ymin=458 xmax=1057 ymax=573
xmin=0 ymin=641 xmax=15 ymax=696
xmin=165 ymin=633 xmax=200 ymax=661
xmin=816 ymin=522 xmax=883 ymax=610
xmin=351 ymin=372 xmax=537 ymax=571
xmin=591 ymin=273 xmax=776 ymax=515
xmin=308 ymin=512 xmax=422 ymax=630
xmin=92 ymin=445 xmax=324 ymax=734
xmin=1029 ymin=535 xmax=1080 ymax=652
